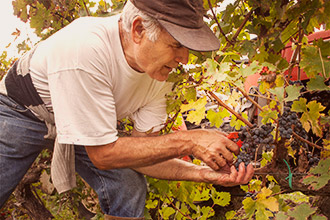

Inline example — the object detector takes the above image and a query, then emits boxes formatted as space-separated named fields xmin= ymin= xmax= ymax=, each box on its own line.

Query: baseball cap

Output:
xmin=130 ymin=0 xmax=220 ymax=52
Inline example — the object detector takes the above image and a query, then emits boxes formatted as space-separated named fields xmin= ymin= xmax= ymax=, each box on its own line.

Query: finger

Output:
xmin=212 ymin=154 xmax=228 ymax=168
xmin=223 ymin=138 xmax=240 ymax=155
xmin=205 ymin=158 xmax=221 ymax=171
xmin=218 ymin=149 xmax=234 ymax=164
xmin=242 ymin=164 xmax=254 ymax=184
xmin=229 ymin=165 xmax=238 ymax=182
xmin=236 ymin=162 xmax=246 ymax=183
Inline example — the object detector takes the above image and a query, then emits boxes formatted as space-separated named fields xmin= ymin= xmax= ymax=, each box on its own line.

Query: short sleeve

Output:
xmin=130 ymin=82 xmax=172 ymax=133
xmin=48 ymin=69 xmax=118 ymax=146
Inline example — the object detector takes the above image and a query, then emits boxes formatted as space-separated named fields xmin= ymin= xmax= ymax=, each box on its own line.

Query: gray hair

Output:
xmin=121 ymin=0 xmax=162 ymax=42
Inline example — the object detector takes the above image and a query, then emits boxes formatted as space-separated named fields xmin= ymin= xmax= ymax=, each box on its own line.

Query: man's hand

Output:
xmin=200 ymin=162 xmax=254 ymax=186
xmin=187 ymin=129 xmax=239 ymax=171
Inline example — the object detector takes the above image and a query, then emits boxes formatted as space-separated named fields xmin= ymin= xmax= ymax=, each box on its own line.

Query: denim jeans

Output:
xmin=0 ymin=94 xmax=146 ymax=217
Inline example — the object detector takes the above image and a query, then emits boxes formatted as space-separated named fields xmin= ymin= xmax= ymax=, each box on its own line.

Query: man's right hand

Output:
xmin=186 ymin=129 xmax=240 ymax=171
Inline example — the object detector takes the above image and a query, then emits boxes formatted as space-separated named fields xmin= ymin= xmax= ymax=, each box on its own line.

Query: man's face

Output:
xmin=134 ymin=29 xmax=189 ymax=81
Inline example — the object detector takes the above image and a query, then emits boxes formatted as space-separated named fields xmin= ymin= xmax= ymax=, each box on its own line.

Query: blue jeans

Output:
xmin=0 ymin=94 xmax=146 ymax=217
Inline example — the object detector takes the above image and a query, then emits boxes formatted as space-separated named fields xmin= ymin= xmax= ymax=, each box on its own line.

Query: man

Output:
xmin=0 ymin=0 xmax=254 ymax=218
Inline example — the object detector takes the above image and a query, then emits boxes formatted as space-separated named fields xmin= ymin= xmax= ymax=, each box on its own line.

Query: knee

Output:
xmin=98 ymin=169 xmax=147 ymax=217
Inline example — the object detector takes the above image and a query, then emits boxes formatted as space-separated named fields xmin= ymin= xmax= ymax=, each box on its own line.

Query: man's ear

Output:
xmin=131 ymin=16 xmax=145 ymax=44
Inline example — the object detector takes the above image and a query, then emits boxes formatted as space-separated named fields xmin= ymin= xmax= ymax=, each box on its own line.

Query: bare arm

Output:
xmin=134 ymin=158 xmax=254 ymax=186
xmin=85 ymin=128 xmax=239 ymax=171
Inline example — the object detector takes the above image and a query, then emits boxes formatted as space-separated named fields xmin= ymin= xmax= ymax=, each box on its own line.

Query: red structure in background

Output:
xmin=244 ymin=30 xmax=330 ymax=92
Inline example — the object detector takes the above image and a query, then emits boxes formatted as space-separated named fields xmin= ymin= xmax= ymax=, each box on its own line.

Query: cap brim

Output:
xmin=158 ymin=20 xmax=220 ymax=52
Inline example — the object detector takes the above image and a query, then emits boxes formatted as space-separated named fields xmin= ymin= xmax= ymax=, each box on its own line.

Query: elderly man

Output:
xmin=0 ymin=0 xmax=254 ymax=218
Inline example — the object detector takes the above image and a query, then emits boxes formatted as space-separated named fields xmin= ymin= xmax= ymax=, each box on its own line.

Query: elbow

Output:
xmin=85 ymin=144 xmax=116 ymax=170
xmin=92 ymin=159 xmax=109 ymax=170
xmin=88 ymin=152 xmax=110 ymax=170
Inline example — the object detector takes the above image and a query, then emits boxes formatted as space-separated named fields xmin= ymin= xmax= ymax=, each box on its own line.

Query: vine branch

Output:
xmin=207 ymin=0 xmax=233 ymax=45
xmin=208 ymin=91 xmax=253 ymax=128
xmin=292 ymin=131 xmax=323 ymax=150
xmin=222 ymin=9 xmax=253 ymax=51
xmin=166 ymin=194 xmax=193 ymax=220
xmin=235 ymin=86 xmax=264 ymax=112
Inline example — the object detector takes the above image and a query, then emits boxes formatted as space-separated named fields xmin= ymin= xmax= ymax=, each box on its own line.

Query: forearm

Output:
xmin=134 ymin=158 xmax=255 ymax=187
xmin=134 ymin=158 xmax=206 ymax=182
xmin=85 ymin=131 xmax=192 ymax=170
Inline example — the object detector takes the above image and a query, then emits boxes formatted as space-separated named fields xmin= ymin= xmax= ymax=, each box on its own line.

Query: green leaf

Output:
xmin=225 ymin=210 xmax=236 ymax=220
xmin=280 ymin=20 xmax=298 ymax=44
xmin=300 ymin=101 xmax=326 ymax=136
xmin=292 ymin=98 xmax=308 ymax=113
xmin=260 ymin=109 xmax=278 ymax=124
xmin=145 ymin=199 xmax=158 ymax=209
xmin=200 ymin=206 xmax=215 ymax=220
xmin=229 ymin=113 xmax=248 ymax=130
xmin=269 ymin=87 xmax=285 ymax=102
xmin=285 ymin=85 xmax=303 ymax=102
xmin=190 ymin=188 xmax=210 ymax=202
xmin=279 ymin=192 xmax=309 ymax=204
xmin=239 ymin=61 xmax=262 ymax=77
xmin=306 ymin=75 xmax=330 ymax=91
xmin=275 ymin=211 xmax=290 ymax=220
xmin=160 ymin=206 xmax=176 ymax=219
xmin=300 ymin=45 xmax=330 ymax=78
xmin=181 ymin=97 xmax=207 ymax=125
xmin=311 ymin=214 xmax=328 ymax=220
xmin=212 ymin=191 xmax=231 ymax=207
xmin=206 ymin=108 xmax=230 ymax=128
xmin=302 ymin=158 xmax=330 ymax=190
xmin=243 ymin=197 xmax=257 ymax=218
xmin=183 ymin=86 xmax=197 ymax=101
xmin=287 ymin=203 xmax=317 ymax=220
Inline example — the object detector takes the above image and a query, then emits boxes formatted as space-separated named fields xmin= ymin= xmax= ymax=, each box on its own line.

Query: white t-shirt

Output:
xmin=29 ymin=14 xmax=171 ymax=146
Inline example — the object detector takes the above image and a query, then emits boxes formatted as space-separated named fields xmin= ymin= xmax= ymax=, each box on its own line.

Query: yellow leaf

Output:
xmin=256 ymin=187 xmax=273 ymax=200
xmin=259 ymin=197 xmax=279 ymax=212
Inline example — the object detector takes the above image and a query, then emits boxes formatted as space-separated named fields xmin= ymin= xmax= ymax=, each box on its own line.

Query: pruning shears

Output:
xmin=226 ymin=132 xmax=243 ymax=148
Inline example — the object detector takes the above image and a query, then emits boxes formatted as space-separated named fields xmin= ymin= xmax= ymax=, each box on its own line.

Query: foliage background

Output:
xmin=0 ymin=0 xmax=330 ymax=219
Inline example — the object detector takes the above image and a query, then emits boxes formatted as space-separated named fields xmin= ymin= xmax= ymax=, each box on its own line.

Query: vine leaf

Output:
xmin=243 ymin=187 xmax=279 ymax=220
xmin=300 ymin=44 xmax=330 ymax=78
xmin=230 ymin=113 xmax=248 ymax=130
xmin=311 ymin=214 xmax=328 ymax=220
xmin=259 ymin=108 xmax=278 ymax=124
xmin=239 ymin=61 xmax=262 ymax=77
xmin=293 ymin=99 xmax=325 ymax=137
xmin=301 ymin=158 xmax=330 ymax=190
xmin=320 ymin=139 xmax=330 ymax=158
xmin=285 ymin=85 xmax=304 ymax=102
xmin=287 ymin=203 xmax=317 ymax=220
xmin=180 ymin=97 xmax=207 ymax=125
xmin=206 ymin=108 xmax=230 ymax=128
xmin=306 ymin=75 xmax=330 ymax=91
xmin=212 ymin=191 xmax=231 ymax=207
xmin=269 ymin=87 xmax=285 ymax=102
xmin=160 ymin=206 xmax=176 ymax=219
xmin=190 ymin=188 xmax=210 ymax=202
xmin=292 ymin=98 xmax=308 ymax=112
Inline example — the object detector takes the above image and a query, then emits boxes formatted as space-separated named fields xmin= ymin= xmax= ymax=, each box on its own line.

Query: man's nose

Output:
xmin=175 ymin=47 xmax=189 ymax=65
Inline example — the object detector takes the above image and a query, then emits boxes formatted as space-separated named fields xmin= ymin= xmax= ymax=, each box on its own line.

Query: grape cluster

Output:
xmin=307 ymin=152 xmax=320 ymax=165
xmin=278 ymin=104 xmax=309 ymax=152
xmin=235 ymin=124 xmax=275 ymax=169
xmin=278 ymin=106 xmax=298 ymax=139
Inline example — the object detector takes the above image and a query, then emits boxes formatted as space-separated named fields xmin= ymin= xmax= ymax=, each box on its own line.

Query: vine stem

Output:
xmin=318 ymin=48 xmax=327 ymax=79
xmin=207 ymin=0 xmax=233 ymax=45
xmin=207 ymin=91 xmax=254 ymax=128
xmin=292 ymin=131 xmax=323 ymax=150
xmin=222 ymin=9 xmax=253 ymax=51
xmin=82 ymin=0 xmax=91 ymax=16
xmin=287 ymin=23 xmax=304 ymax=80
xmin=165 ymin=194 xmax=194 ymax=220
xmin=235 ymin=86 xmax=264 ymax=112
